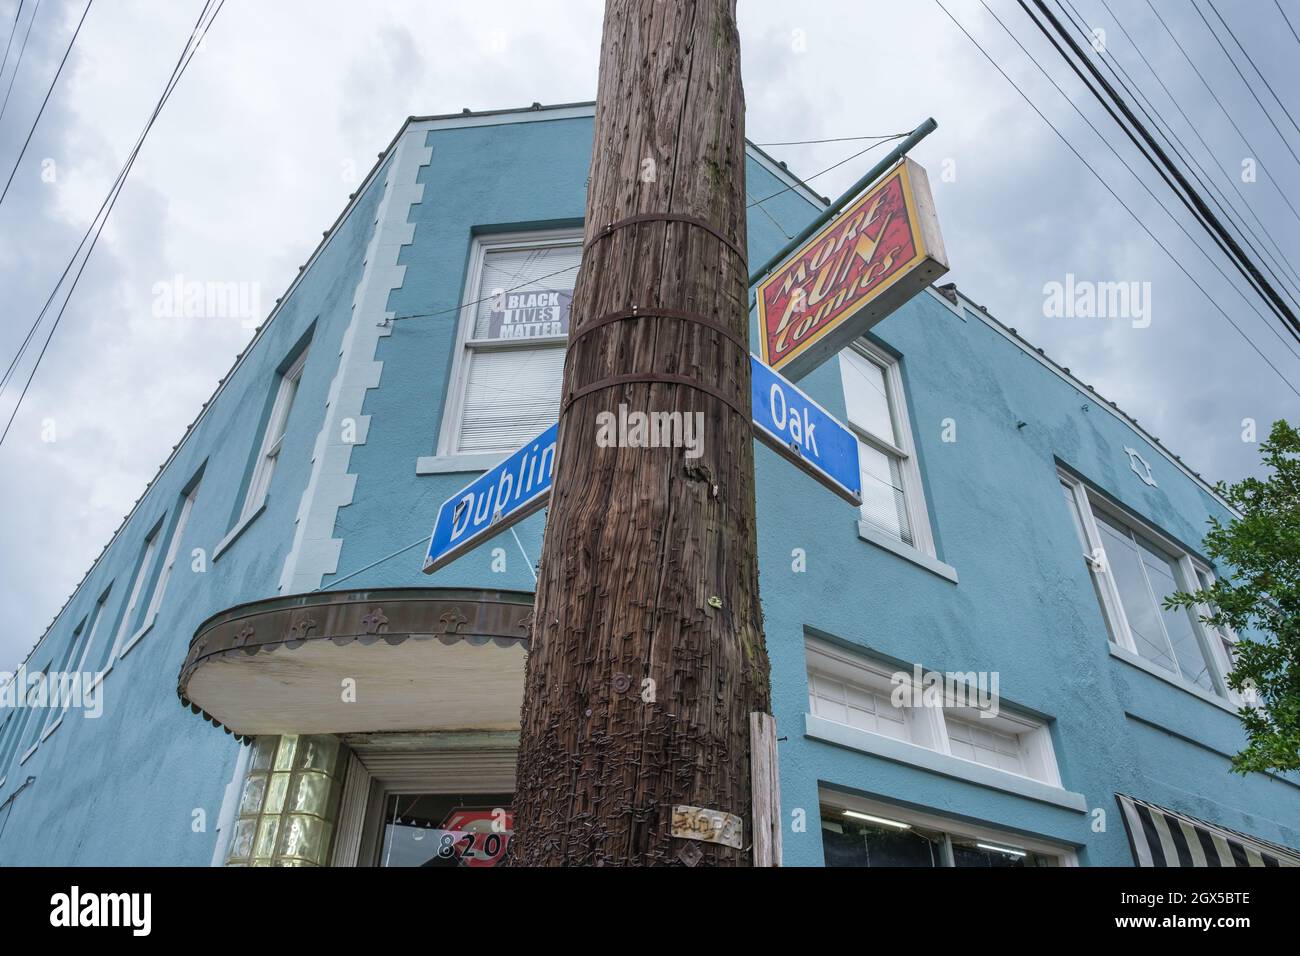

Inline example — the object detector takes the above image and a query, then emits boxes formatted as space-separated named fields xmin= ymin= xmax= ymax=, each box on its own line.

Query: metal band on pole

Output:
xmin=585 ymin=211 xmax=748 ymax=264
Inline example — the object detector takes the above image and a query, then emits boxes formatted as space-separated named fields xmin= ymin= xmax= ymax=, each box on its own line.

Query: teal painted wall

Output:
xmin=3 ymin=109 xmax=1296 ymax=866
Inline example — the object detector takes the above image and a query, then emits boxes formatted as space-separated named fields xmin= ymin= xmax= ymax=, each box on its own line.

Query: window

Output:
xmin=92 ymin=530 xmax=160 ymax=676
xmin=241 ymin=348 xmax=308 ymax=521
xmin=1060 ymin=471 xmax=1229 ymax=698
xmin=439 ymin=231 xmax=582 ymax=457
xmin=40 ymin=617 xmax=92 ymax=737
xmin=0 ymin=712 xmax=21 ymax=782
xmin=805 ymin=639 xmax=1061 ymax=786
xmin=837 ymin=342 xmax=934 ymax=554
xmin=141 ymin=485 xmax=198 ymax=628
xmin=13 ymin=668 xmax=49 ymax=763
xmin=71 ymin=588 xmax=111 ymax=678
xmin=819 ymin=793 xmax=1071 ymax=867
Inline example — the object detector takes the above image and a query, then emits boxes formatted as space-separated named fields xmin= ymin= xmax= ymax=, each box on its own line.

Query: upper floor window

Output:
xmin=241 ymin=347 xmax=309 ymax=522
xmin=95 ymin=527 xmax=161 ymax=674
xmin=1059 ymin=470 xmax=1232 ymax=698
xmin=143 ymin=484 xmax=198 ymax=626
xmin=838 ymin=342 xmax=935 ymax=555
xmin=439 ymin=231 xmax=582 ymax=457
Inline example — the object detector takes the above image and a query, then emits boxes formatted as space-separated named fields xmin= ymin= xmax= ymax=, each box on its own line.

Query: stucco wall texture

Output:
xmin=2 ymin=107 xmax=1295 ymax=866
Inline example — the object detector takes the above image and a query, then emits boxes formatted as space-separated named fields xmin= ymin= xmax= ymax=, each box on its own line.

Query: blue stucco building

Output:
xmin=1 ymin=102 xmax=1296 ymax=867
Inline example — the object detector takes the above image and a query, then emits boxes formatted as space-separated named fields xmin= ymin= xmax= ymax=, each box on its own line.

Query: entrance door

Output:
xmin=329 ymin=735 xmax=518 ymax=867
xmin=374 ymin=791 xmax=513 ymax=867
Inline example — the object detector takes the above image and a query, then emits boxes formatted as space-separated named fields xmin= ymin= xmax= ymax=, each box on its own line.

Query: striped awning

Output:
xmin=1117 ymin=794 xmax=1300 ymax=867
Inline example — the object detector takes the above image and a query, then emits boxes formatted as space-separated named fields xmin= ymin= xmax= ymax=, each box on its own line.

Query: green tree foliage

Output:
xmin=1165 ymin=420 xmax=1299 ymax=775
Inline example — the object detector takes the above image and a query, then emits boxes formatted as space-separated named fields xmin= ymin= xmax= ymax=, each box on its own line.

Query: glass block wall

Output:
xmin=226 ymin=734 xmax=343 ymax=866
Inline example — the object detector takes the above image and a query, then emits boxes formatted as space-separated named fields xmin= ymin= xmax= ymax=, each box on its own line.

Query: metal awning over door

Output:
xmin=1117 ymin=794 xmax=1300 ymax=867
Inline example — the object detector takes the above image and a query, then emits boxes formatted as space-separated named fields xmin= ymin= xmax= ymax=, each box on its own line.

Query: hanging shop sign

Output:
xmin=755 ymin=157 xmax=948 ymax=381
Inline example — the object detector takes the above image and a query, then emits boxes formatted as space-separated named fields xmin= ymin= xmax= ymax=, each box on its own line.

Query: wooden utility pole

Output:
xmin=511 ymin=0 xmax=771 ymax=866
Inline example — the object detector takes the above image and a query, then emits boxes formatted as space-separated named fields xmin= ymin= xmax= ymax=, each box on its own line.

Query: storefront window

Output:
xmin=820 ymin=802 xmax=1061 ymax=867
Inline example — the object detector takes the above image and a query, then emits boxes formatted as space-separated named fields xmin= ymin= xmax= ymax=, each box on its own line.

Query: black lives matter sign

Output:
xmin=486 ymin=289 xmax=572 ymax=339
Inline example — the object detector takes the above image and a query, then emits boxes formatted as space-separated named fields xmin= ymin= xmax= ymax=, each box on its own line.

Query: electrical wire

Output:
xmin=1059 ymin=0 xmax=1300 ymax=305
xmin=1 ymin=0 xmax=216 ymax=397
xmin=752 ymin=132 xmax=908 ymax=147
xmin=1195 ymin=0 xmax=1300 ymax=160
xmin=1089 ymin=0 xmax=1300 ymax=294
xmin=1142 ymin=0 xmax=1300 ymax=226
xmin=0 ymin=0 xmax=26 ymax=102
xmin=1023 ymin=0 xmax=1300 ymax=344
xmin=933 ymin=0 xmax=1299 ymax=398
xmin=990 ymin=0 xmax=1300 ymax=361
xmin=0 ymin=0 xmax=223 ymax=448
xmin=747 ymin=134 xmax=905 ymax=209
xmin=0 ymin=0 xmax=90 ymax=208
xmin=0 ymin=0 xmax=40 ymax=130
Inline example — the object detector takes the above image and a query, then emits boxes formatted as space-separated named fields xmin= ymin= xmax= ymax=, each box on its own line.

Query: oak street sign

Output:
xmin=749 ymin=354 xmax=861 ymax=506
xmin=755 ymin=157 xmax=948 ymax=381
xmin=423 ymin=358 xmax=865 ymax=572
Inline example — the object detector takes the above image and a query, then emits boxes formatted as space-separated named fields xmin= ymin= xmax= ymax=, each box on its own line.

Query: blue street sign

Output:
xmin=423 ymin=422 xmax=558 ymax=574
xmin=750 ymin=354 xmax=862 ymax=506
xmin=423 ymin=360 xmax=861 ymax=573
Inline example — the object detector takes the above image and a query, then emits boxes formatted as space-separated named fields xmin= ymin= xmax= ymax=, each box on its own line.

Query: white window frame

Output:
xmin=1059 ymin=469 xmax=1231 ymax=701
xmin=95 ymin=529 xmax=160 ymax=682
xmin=435 ymin=228 xmax=583 ymax=460
xmin=240 ymin=348 xmax=309 ymax=522
xmin=805 ymin=638 xmax=1062 ymax=788
xmin=122 ymin=484 xmax=199 ymax=659
xmin=819 ymin=790 xmax=1078 ymax=866
xmin=840 ymin=339 xmax=937 ymax=558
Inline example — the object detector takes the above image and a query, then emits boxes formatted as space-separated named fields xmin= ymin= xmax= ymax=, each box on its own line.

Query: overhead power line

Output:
xmin=993 ymin=0 xmax=1300 ymax=363
xmin=0 ymin=0 xmax=41 ymax=130
xmin=0 ymin=1 xmax=26 ymax=88
xmin=1194 ymin=0 xmax=1300 ymax=165
xmin=1053 ymin=0 xmax=1300 ymax=311
xmin=1024 ymin=0 xmax=1300 ymax=345
xmin=0 ymin=0 xmax=89 ymax=208
xmin=0 ymin=0 xmax=225 ymax=449
xmin=1089 ymin=0 xmax=1300 ymax=295
xmin=1142 ymin=0 xmax=1300 ymax=226
xmin=932 ymin=0 xmax=1299 ymax=399
xmin=752 ymin=132 xmax=908 ymax=147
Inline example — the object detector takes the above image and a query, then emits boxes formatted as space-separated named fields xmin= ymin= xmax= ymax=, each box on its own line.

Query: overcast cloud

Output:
xmin=1 ymin=0 xmax=1296 ymax=671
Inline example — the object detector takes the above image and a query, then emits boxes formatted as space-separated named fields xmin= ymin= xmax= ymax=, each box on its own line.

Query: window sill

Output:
xmin=86 ymin=663 xmax=112 ymax=696
xmin=416 ymin=452 xmax=507 ymax=475
xmin=117 ymin=619 xmax=155 ymax=660
xmin=18 ymin=742 xmax=37 ymax=766
xmin=857 ymin=521 xmax=958 ymax=584
xmin=1108 ymin=644 xmax=1239 ymax=716
xmin=214 ymin=502 xmax=267 ymax=561
xmin=804 ymin=713 xmax=1087 ymax=812
xmin=40 ymin=715 xmax=63 ymax=742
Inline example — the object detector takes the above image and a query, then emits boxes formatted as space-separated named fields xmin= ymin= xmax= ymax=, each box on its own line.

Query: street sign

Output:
xmin=422 ymin=422 xmax=558 ymax=574
xmin=756 ymin=157 xmax=948 ymax=381
xmin=750 ymin=354 xmax=861 ymax=506
xmin=422 ymin=362 xmax=863 ymax=573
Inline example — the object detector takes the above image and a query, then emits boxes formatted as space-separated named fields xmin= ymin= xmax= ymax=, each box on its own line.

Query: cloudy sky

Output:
xmin=1 ymin=0 xmax=1296 ymax=671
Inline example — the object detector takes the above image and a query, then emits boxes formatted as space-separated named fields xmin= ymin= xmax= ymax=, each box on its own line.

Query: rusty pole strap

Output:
xmin=583 ymin=211 xmax=748 ymax=265
xmin=565 ymin=306 xmax=749 ymax=356
xmin=561 ymin=371 xmax=750 ymax=422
